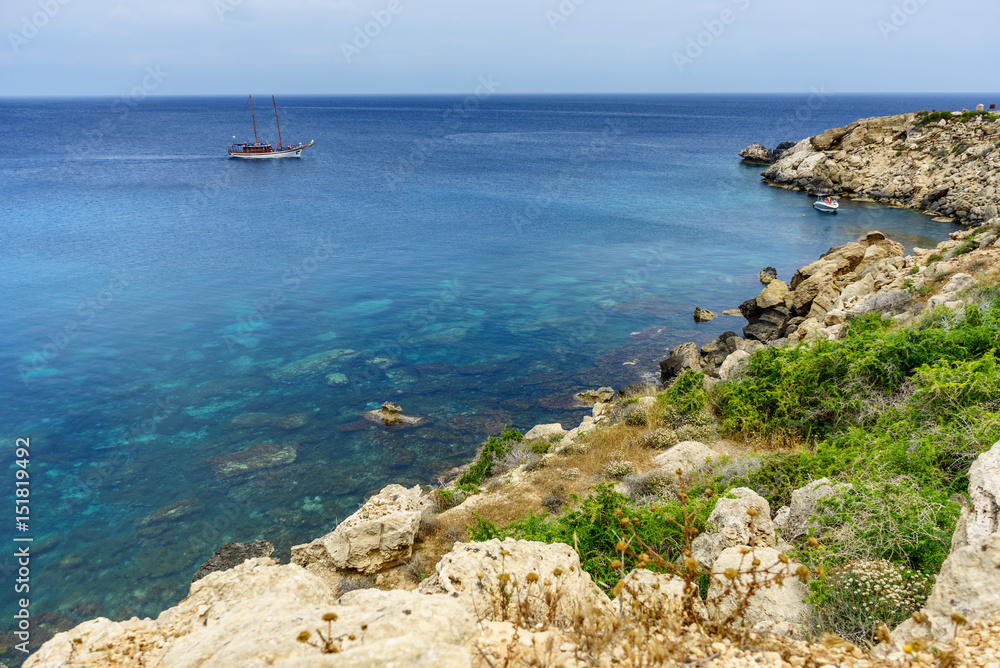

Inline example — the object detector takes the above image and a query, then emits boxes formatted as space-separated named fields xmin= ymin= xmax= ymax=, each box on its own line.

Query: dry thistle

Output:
xmin=778 ymin=553 xmax=790 ymax=565
xmin=807 ymin=536 xmax=820 ymax=547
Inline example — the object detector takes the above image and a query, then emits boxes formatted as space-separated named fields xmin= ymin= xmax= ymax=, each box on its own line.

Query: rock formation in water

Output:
xmin=752 ymin=109 xmax=1000 ymax=224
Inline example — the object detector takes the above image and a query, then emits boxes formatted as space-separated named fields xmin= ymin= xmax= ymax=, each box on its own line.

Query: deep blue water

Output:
xmin=0 ymin=94 xmax=979 ymax=649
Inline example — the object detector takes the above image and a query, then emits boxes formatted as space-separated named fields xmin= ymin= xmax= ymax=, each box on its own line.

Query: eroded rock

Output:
xmin=291 ymin=484 xmax=427 ymax=575
xmin=418 ymin=538 xmax=612 ymax=623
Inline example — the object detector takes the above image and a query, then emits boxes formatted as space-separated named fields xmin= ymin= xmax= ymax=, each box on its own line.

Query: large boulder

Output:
xmin=773 ymin=478 xmax=851 ymax=541
xmin=576 ymin=387 xmax=615 ymax=405
xmin=652 ymin=440 xmax=720 ymax=477
xmin=700 ymin=331 xmax=741 ymax=376
xmin=524 ymin=423 xmax=567 ymax=441
xmin=659 ymin=342 xmax=702 ymax=384
xmin=755 ymin=280 xmax=789 ymax=309
xmin=419 ymin=538 xmax=612 ymax=622
xmin=706 ymin=546 xmax=811 ymax=632
xmin=192 ymin=540 xmax=274 ymax=582
xmin=25 ymin=558 xmax=476 ymax=668
xmin=742 ymin=305 xmax=791 ymax=342
xmin=885 ymin=532 xmax=1000 ymax=651
xmin=739 ymin=144 xmax=774 ymax=165
xmin=615 ymin=568 xmax=688 ymax=614
xmin=691 ymin=488 xmax=775 ymax=568
xmin=928 ymin=272 xmax=975 ymax=308
xmin=951 ymin=441 xmax=1000 ymax=551
xmin=718 ymin=350 xmax=752 ymax=381
xmin=291 ymin=484 xmax=427 ymax=574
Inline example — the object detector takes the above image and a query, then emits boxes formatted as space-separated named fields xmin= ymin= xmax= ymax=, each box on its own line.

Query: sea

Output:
xmin=0 ymin=93 xmax=982 ymax=656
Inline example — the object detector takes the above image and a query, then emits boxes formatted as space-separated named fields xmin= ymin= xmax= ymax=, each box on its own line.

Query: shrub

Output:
xmin=603 ymin=458 xmax=634 ymax=480
xmin=806 ymin=559 xmax=933 ymax=645
xmin=627 ymin=427 xmax=678 ymax=449
xmin=469 ymin=483 xmax=711 ymax=592
xmin=658 ymin=370 xmax=709 ymax=416
xmin=458 ymin=428 xmax=523 ymax=486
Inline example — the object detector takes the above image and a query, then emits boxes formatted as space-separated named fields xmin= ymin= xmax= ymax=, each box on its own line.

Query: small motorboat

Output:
xmin=813 ymin=195 xmax=839 ymax=213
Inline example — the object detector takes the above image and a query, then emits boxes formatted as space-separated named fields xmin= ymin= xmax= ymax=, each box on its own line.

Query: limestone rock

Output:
xmin=739 ymin=144 xmax=774 ymax=164
xmin=955 ymin=441 xmax=1000 ymax=550
xmin=776 ymin=478 xmax=851 ymax=541
xmin=759 ymin=267 xmax=778 ymax=284
xmin=524 ymin=423 xmax=567 ymax=441
xmin=928 ymin=272 xmax=975 ymax=308
xmin=886 ymin=531 xmax=1000 ymax=650
xmin=615 ymin=568 xmax=688 ymax=613
xmin=693 ymin=307 xmax=716 ymax=322
xmin=706 ymin=546 xmax=811 ymax=632
xmin=700 ymin=331 xmax=742 ymax=375
xmin=718 ymin=349 xmax=751 ymax=381
xmin=659 ymin=342 xmax=702 ymax=384
xmin=26 ymin=558 xmax=476 ymax=668
xmin=691 ymin=488 xmax=775 ymax=568
xmin=192 ymin=540 xmax=275 ymax=582
xmin=364 ymin=401 xmax=429 ymax=427
xmin=418 ymin=538 xmax=612 ymax=622
xmin=291 ymin=484 xmax=427 ymax=574
xmin=742 ymin=305 xmax=791 ymax=342
xmin=755 ymin=280 xmax=789 ymax=309
xmin=576 ymin=386 xmax=615 ymax=405
xmin=652 ymin=440 xmax=720 ymax=477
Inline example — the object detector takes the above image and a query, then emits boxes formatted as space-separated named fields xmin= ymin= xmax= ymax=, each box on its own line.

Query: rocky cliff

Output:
xmin=759 ymin=110 xmax=1000 ymax=224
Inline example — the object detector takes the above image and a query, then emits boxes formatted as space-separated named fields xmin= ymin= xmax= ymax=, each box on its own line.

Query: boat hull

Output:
xmin=228 ymin=141 xmax=315 ymax=160
xmin=813 ymin=202 xmax=839 ymax=213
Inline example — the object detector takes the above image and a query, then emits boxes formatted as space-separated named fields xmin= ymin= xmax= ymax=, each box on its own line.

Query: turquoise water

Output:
xmin=0 ymin=94 xmax=970 ymax=649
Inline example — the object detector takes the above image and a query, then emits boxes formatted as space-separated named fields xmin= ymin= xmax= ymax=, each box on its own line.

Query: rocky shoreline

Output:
xmin=742 ymin=107 xmax=1000 ymax=224
xmin=25 ymin=227 xmax=1000 ymax=667
xmin=22 ymin=112 xmax=1000 ymax=667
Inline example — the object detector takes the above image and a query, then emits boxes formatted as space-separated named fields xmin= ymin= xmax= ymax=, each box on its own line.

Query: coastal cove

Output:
xmin=0 ymin=95 xmax=977 ymax=647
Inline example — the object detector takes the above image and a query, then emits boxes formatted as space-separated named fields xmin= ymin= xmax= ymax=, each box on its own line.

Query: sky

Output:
xmin=0 ymin=0 xmax=997 ymax=96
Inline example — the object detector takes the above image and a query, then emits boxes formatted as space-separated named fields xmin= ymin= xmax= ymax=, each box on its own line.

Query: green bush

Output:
xmin=458 ymin=428 xmax=523 ymax=486
xmin=806 ymin=559 xmax=934 ymax=645
xmin=658 ymin=369 xmax=710 ymax=416
xmin=469 ymin=483 xmax=712 ymax=591
xmin=916 ymin=110 xmax=954 ymax=126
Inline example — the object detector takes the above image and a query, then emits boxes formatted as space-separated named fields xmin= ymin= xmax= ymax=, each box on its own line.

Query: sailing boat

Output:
xmin=227 ymin=95 xmax=315 ymax=159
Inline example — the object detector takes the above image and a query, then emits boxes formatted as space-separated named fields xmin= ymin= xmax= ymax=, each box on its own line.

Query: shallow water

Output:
xmin=0 ymin=94 xmax=973 ymax=645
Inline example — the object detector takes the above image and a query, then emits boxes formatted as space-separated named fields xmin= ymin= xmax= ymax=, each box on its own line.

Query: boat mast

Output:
xmin=272 ymin=95 xmax=283 ymax=149
xmin=249 ymin=95 xmax=259 ymax=145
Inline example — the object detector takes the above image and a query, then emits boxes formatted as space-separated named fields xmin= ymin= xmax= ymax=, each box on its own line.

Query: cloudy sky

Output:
xmin=1 ymin=0 xmax=996 ymax=96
